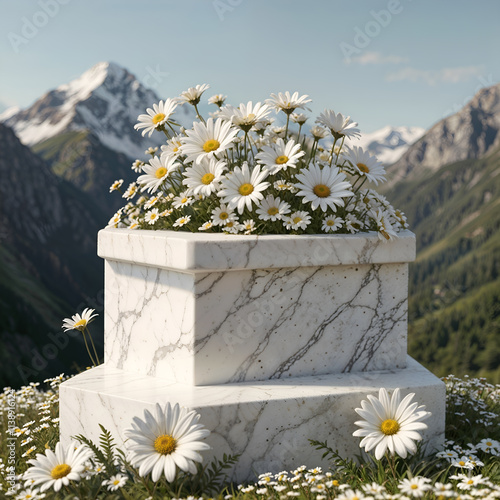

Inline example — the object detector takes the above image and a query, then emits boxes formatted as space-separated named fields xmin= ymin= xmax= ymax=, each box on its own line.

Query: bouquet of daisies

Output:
xmin=109 ymin=84 xmax=408 ymax=241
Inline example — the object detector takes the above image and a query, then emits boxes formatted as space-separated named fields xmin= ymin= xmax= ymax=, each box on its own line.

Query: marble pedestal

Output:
xmin=60 ymin=228 xmax=446 ymax=481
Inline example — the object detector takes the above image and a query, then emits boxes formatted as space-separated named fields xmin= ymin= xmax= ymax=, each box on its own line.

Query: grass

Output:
xmin=0 ymin=374 xmax=499 ymax=499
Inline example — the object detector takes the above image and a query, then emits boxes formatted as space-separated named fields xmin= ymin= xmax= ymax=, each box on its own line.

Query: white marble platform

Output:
xmin=99 ymin=228 xmax=415 ymax=385
xmin=60 ymin=357 xmax=445 ymax=482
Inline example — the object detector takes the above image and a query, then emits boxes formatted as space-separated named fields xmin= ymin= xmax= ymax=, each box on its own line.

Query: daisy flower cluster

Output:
xmin=109 ymin=85 xmax=408 ymax=241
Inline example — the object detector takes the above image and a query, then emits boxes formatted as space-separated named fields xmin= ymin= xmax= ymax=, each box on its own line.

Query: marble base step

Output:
xmin=60 ymin=357 xmax=445 ymax=482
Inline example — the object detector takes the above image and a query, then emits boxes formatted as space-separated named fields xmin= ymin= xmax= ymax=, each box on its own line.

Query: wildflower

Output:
xmin=134 ymin=99 xmax=178 ymax=137
xmin=398 ymin=477 xmax=432 ymax=497
xmin=102 ymin=474 xmax=128 ymax=491
xmin=62 ymin=308 xmax=98 ymax=332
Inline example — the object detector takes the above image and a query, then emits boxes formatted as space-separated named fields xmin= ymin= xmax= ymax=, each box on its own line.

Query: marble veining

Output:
xmin=60 ymin=358 xmax=445 ymax=482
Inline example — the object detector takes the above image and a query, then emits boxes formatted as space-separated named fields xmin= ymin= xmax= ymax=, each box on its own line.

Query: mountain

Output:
xmin=356 ymin=126 xmax=425 ymax=165
xmin=386 ymin=83 xmax=500 ymax=187
xmin=0 ymin=123 xmax=105 ymax=386
xmin=384 ymin=83 xmax=500 ymax=382
xmin=0 ymin=61 xmax=196 ymax=159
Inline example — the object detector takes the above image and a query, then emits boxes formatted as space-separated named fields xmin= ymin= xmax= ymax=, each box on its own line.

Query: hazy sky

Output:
xmin=1 ymin=0 xmax=498 ymax=132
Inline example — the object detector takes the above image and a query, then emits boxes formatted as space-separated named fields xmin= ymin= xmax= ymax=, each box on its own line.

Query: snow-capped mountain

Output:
xmin=355 ymin=126 xmax=425 ymax=165
xmin=0 ymin=62 xmax=196 ymax=159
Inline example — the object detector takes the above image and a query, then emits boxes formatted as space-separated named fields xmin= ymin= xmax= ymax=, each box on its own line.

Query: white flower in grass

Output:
xmin=211 ymin=204 xmax=237 ymax=226
xmin=284 ymin=211 xmax=311 ymax=231
xmin=436 ymin=449 xmax=459 ymax=461
xmin=231 ymin=101 xmax=271 ymax=131
xmin=218 ymin=162 xmax=270 ymax=214
xmin=172 ymin=192 xmax=194 ymax=209
xmin=255 ymin=138 xmax=305 ymax=174
xmin=457 ymin=474 xmax=486 ymax=490
xmin=477 ymin=438 xmax=500 ymax=453
xmin=222 ymin=220 xmax=243 ymax=234
xmin=181 ymin=118 xmax=238 ymax=165
xmin=336 ymin=489 xmax=367 ymax=500
xmin=370 ymin=208 xmax=398 ymax=242
xmin=16 ymin=487 xmax=46 ymax=499
xmin=345 ymin=213 xmax=362 ymax=233
xmin=123 ymin=182 xmax=138 ymax=199
xmin=124 ymin=402 xmax=210 ymax=482
xmin=432 ymin=482 xmax=454 ymax=497
xmin=134 ymin=99 xmax=178 ymax=137
xmin=182 ymin=158 xmax=227 ymax=196
xmin=177 ymin=83 xmax=210 ymax=106
xmin=132 ymin=160 xmax=145 ymax=173
xmin=295 ymin=163 xmax=353 ymax=212
xmin=353 ymin=388 xmax=431 ymax=460
xmin=398 ymin=477 xmax=432 ymax=497
xmin=242 ymin=219 xmax=256 ymax=234
xmin=107 ymin=212 xmax=121 ymax=227
xmin=256 ymin=195 xmax=291 ymax=221
xmin=266 ymin=91 xmax=312 ymax=114
xmin=144 ymin=196 xmax=159 ymax=209
xmin=343 ymin=146 xmax=386 ymax=185
xmin=362 ymin=482 xmax=385 ymax=495
xmin=322 ymin=215 xmax=343 ymax=232
xmin=316 ymin=109 xmax=361 ymax=140
xmin=23 ymin=441 xmax=93 ymax=492
xmin=173 ymin=215 xmax=191 ymax=227
xmin=451 ymin=456 xmax=476 ymax=469
xmin=102 ymin=473 xmax=128 ymax=491
xmin=138 ymin=155 xmax=180 ymax=194
xmin=199 ymin=221 xmax=213 ymax=231
xmin=145 ymin=208 xmax=160 ymax=225
xmin=62 ymin=308 xmax=98 ymax=332
xmin=109 ymin=179 xmax=123 ymax=192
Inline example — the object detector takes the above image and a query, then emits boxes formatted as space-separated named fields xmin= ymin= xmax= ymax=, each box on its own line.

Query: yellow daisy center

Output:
xmin=203 ymin=139 xmax=220 ymax=153
xmin=150 ymin=214 xmax=157 ymax=220
xmin=181 ymin=197 xmax=188 ymax=204
xmin=411 ymin=484 xmax=418 ymax=490
xmin=275 ymin=155 xmax=289 ymax=165
xmin=357 ymin=162 xmax=369 ymax=173
xmin=313 ymin=184 xmax=331 ymax=198
xmin=113 ymin=480 xmax=120 ymax=485
xmin=458 ymin=460 xmax=466 ymax=466
xmin=73 ymin=319 xmax=87 ymax=330
xmin=152 ymin=113 xmax=166 ymax=125
xmin=219 ymin=212 xmax=229 ymax=220
xmin=293 ymin=216 xmax=302 ymax=224
xmin=226 ymin=221 xmax=235 ymax=228
xmin=380 ymin=419 xmax=400 ymax=435
xmin=486 ymin=442 xmax=492 ymax=446
xmin=51 ymin=463 xmax=72 ymax=480
xmin=154 ymin=434 xmax=177 ymax=455
xmin=155 ymin=167 xmax=167 ymax=179
xmin=467 ymin=480 xmax=474 ymax=484
xmin=267 ymin=207 xmax=279 ymax=216
xmin=201 ymin=173 xmax=215 ymax=185
xmin=326 ymin=219 xmax=335 ymax=226
xmin=332 ymin=480 xmax=339 ymax=487
xmin=239 ymin=183 xmax=254 ymax=196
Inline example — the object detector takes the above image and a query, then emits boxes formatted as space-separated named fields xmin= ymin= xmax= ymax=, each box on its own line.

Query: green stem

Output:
xmin=284 ymin=114 xmax=290 ymax=141
xmin=81 ymin=330 xmax=97 ymax=368
xmin=329 ymin=137 xmax=338 ymax=167
xmin=193 ymin=103 xmax=205 ymax=124
xmin=86 ymin=327 xmax=101 ymax=365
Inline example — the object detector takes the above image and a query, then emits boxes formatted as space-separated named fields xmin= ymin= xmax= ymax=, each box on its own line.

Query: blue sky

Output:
xmin=0 ymin=0 xmax=498 ymax=132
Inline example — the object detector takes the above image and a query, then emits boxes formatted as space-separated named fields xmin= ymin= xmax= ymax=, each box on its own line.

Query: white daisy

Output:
xmin=208 ymin=94 xmax=227 ymax=107
xmin=145 ymin=208 xmax=160 ymax=225
xmin=283 ymin=211 xmax=311 ymax=231
xmin=182 ymin=158 xmax=226 ymax=196
xmin=222 ymin=220 xmax=242 ymax=234
xmin=256 ymin=195 xmax=291 ymax=221
xmin=172 ymin=192 xmax=194 ymax=209
xmin=370 ymin=209 xmax=398 ymax=242
xmin=242 ymin=219 xmax=256 ymax=234
xmin=291 ymin=113 xmax=308 ymax=125
xmin=322 ymin=215 xmax=343 ymax=232
xmin=145 ymin=146 xmax=158 ymax=156
xmin=336 ymin=489 xmax=366 ymax=500
xmin=173 ymin=215 xmax=191 ymax=227
xmin=132 ymin=160 xmax=145 ymax=173
xmin=137 ymin=155 xmax=181 ymax=193
xmin=316 ymin=109 xmax=361 ymax=140
xmin=144 ymin=196 xmax=159 ymax=209
xmin=15 ymin=487 xmax=45 ymax=500
xmin=109 ymin=179 xmax=123 ymax=192
xmin=102 ymin=474 xmax=128 ymax=491
xmin=134 ymin=99 xmax=178 ymax=137
xmin=107 ymin=212 xmax=121 ymax=227
xmin=181 ymin=118 xmax=238 ymax=165
xmin=294 ymin=163 xmax=353 ymax=212
xmin=62 ymin=308 xmax=98 ymax=332
xmin=353 ymin=388 xmax=431 ymax=460
xmin=398 ymin=477 xmax=432 ymax=497
xmin=255 ymin=138 xmax=305 ymax=174
xmin=124 ymin=402 xmax=210 ymax=482
xmin=231 ymin=101 xmax=271 ymax=131
xmin=432 ymin=482 xmax=454 ymax=497
xmin=161 ymin=136 xmax=184 ymax=159
xmin=345 ymin=213 xmax=362 ymax=233
xmin=23 ymin=441 xmax=93 ymax=492
xmin=343 ymin=146 xmax=386 ymax=185
xmin=198 ymin=221 xmax=213 ymax=231
xmin=123 ymin=182 xmax=138 ymax=199
xmin=218 ymin=162 xmax=270 ymax=214
xmin=266 ymin=91 xmax=312 ymax=114
xmin=310 ymin=125 xmax=329 ymax=140
xmin=211 ymin=204 xmax=237 ymax=226
xmin=177 ymin=83 xmax=210 ymax=106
